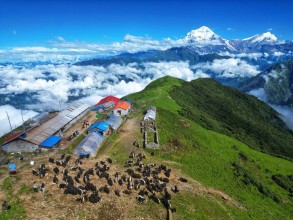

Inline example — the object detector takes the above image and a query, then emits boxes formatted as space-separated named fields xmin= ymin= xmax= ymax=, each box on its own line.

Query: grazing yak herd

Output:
xmin=31 ymin=152 xmax=188 ymax=213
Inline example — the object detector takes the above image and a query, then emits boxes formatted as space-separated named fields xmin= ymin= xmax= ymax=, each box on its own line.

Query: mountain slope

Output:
xmin=1 ymin=76 xmax=292 ymax=219
xmin=125 ymin=76 xmax=293 ymax=219
xmin=239 ymin=59 xmax=293 ymax=105
xmin=170 ymin=78 xmax=293 ymax=159
xmin=76 ymin=46 xmax=230 ymax=66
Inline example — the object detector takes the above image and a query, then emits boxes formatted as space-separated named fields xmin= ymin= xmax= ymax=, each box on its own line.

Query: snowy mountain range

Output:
xmin=1 ymin=26 xmax=292 ymax=64
xmin=181 ymin=26 xmax=293 ymax=54
xmin=77 ymin=26 xmax=293 ymax=73
xmin=184 ymin=26 xmax=279 ymax=46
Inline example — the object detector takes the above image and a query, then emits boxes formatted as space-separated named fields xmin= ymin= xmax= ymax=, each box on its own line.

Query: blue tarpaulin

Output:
xmin=8 ymin=164 xmax=16 ymax=171
xmin=88 ymin=122 xmax=109 ymax=132
xmin=20 ymin=133 xmax=27 ymax=138
xmin=91 ymin=105 xmax=104 ymax=111
xmin=39 ymin=135 xmax=62 ymax=148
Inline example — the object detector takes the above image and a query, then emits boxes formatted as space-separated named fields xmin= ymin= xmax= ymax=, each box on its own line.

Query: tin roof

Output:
xmin=3 ymin=131 xmax=24 ymax=145
xmin=22 ymin=102 xmax=89 ymax=145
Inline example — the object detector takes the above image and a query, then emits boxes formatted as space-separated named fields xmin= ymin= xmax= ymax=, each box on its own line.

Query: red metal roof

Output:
xmin=96 ymin=96 xmax=120 ymax=106
xmin=3 ymin=131 xmax=24 ymax=145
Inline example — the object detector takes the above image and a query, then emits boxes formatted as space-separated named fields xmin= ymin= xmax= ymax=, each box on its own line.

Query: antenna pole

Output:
xmin=21 ymin=109 xmax=25 ymax=132
xmin=6 ymin=111 xmax=13 ymax=132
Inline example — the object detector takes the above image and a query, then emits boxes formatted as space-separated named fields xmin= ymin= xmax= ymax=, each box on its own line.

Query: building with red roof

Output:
xmin=92 ymin=96 xmax=120 ymax=111
xmin=97 ymin=96 xmax=120 ymax=106
xmin=3 ymin=131 xmax=25 ymax=145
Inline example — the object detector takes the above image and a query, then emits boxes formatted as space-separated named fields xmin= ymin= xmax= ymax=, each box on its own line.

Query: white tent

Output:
xmin=106 ymin=115 xmax=123 ymax=130
xmin=73 ymin=132 xmax=103 ymax=157
xmin=144 ymin=109 xmax=156 ymax=121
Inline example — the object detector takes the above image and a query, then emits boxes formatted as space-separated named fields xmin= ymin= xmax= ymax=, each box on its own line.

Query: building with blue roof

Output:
xmin=39 ymin=135 xmax=62 ymax=148
xmin=87 ymin=121 xmax=110 ymax=136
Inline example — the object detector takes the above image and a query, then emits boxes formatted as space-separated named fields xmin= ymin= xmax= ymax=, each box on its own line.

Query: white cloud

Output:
xmin=0 ymin=34 xmax=187 ymax=63
xmin=234 ymin=52 xmax=263 ymax=60
xmin=12 ymin=47 xmax=59 ymax=52
xmin=52 ymin=34 xmax=183 ymax=55
xmin=267 ymin=70 xmax=279 ymax=79
xmin=193 ymin=69 xmax=211 ymax=79
xmin=0 ymin=60 xmax=258 ymax=117
xmin=0 ymin=61 xmax=208 ymax=132
xmin=192 ymin=58 xmax=260 ymax=78
xmin=248 ymin=88 xmax=267 ymax=101
xmin=270 ymin=105 xmax=293 ymax=130
xmin=143 ymin=62 xmax=195 ymax=81
xmin=273 ymin=51 xmax=284 ymax=56
xmin=0 ymin=105 xmax=37 ymax=136
xmin=56 ymin=36 xmax=65 ymax=42
xmin=248 ymin=88 xmax=293 ymax=131
xmin=0 ymin=61 xmax=199 ymax=111
xmin=218 ymin=52 xmax=267 ymax=60
xmin=227 ymin=27 xmax=234 ymax=31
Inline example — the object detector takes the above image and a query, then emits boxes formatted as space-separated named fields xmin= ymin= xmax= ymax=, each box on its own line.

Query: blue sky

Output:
xmin=0 ymin=0 xmax=292 ymax=49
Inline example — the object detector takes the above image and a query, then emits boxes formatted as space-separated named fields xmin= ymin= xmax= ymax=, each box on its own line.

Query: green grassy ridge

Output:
xmin=125 ymin=76 xmax=293 ymax=219
xmin=170 ymin=78 xmax=293 ymax=160
xmin=101 ymin=114 xmax=242 ymax=219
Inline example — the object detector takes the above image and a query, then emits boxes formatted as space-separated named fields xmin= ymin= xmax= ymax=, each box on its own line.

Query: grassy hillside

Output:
xmin=125 ymin=76 xmax=293 ymax=219
xmin=170 ymin=78 xmax=293 ymax=160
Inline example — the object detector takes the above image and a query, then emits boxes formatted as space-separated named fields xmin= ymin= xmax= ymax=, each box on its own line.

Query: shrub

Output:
xmin=239 ymin=152 xmax=249 ymax=161
xmin=272 ymin=174 xmax=293 ymax=193
xmin=18 ymin=183 xmax=33 ymax=195
xmin=232 ymin=162 xmax=279 ymax=202
xmin=1 ymin=177 xmax=12 ymax=191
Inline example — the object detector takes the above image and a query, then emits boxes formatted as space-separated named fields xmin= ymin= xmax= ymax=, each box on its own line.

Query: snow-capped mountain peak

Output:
xmin=244 ymin=32 xmax=278 ymax=44
xmin=184 ymin=26 xmax=224 ymax=45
